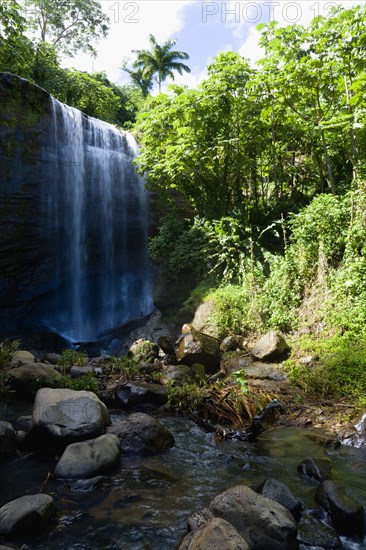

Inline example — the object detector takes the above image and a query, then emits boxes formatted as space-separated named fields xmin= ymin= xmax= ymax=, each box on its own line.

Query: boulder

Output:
xmin=192 ymin=300 xmax=221 ymax=338
xmin=297 ymin=512 xmax=341 ymax=549
xmin=128 ymin=339 xmax=159 ymax=363
xmin=116 ymin=382 xmax=168 ymax=407
xmin=220 ymin=335 xmax=241 ymax=352
xmin=251 ymin=331 xmax=289 ymax=361
xmin=0 ymin=494 xmax=55 ymax=536
xmin=175 ymin=329 xmax=220 ymax=374
xmin=315 ymin=480 xmax=364 ymax=537
xmin=70 ymin=366 xmax=94 ymax=378
xmin=340 ymin=412 xmax=366 ymax=449
xmin=108 ymin=412 xmax=174 ymax=454
xmin=179 ymin=517 xmax=249 ymax=549
xmin=208 ymin=484 xmax=298 ymax=550
xmin=55 ymin=433 xmax=120 ymax=479
xmin=157 ymin=335 xmax=175 ymax=355
xmin=297 ymin=457 xmax=331 ymax=483
xmin=256 ymin=478 xmax=302 ymax=519
xmin=0 ymin=422 xmax=16 ymax=459
xmin=162 ymin=365 xmax=194 ymax=384
xmin=9 ymin=363 xmax=62 ymax=396
xmin=187 ymin=508 xmax=215 ymax=532
xmin=43 ymin=352 xmax=62 ymax=365
xmin=28 ymin=388 xmax=111 ymax=453
xmin=11 ymin=350 xmax=35 ymax=367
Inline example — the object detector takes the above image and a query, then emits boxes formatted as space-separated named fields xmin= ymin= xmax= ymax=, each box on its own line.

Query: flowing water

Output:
xmin=40 ymin=100 xmax=153 ymax=342
xmin=1 ymin=403 xmax=365 ymax=550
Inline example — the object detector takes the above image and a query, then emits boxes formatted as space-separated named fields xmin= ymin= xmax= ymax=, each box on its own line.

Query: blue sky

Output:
xmin=63 ymin=1 xmax=365 ymax=91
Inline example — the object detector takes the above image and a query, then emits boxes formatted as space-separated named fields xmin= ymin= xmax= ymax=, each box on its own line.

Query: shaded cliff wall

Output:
xmin=0 ymin=73 xmax=153 ymax=340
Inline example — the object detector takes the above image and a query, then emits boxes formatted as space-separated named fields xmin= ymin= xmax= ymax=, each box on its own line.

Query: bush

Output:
xmin=149 ymin=215 xmax=208 ymax=281
xmin=289 ymin=333 xmax=366 ymax=402
xmin=0 ymin=340 xmax=19 ymax=397
xmin=60 ymin=349 xmax=89 ymax=368
xmin=59 ymin=373 xmax=98 ymax=393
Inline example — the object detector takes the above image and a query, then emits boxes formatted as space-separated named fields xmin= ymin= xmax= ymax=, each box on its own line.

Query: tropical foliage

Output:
xmin=126 ymin=34 xmax=190 ymax=93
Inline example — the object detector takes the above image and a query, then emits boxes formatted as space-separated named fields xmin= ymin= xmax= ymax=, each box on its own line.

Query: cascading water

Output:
xmin=40 ymin=99 xmax=153 ymax=341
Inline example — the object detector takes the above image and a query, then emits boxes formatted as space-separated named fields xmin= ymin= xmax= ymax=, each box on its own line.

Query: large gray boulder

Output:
xmin=116 ymin=381 xmax=168 ymax=407
xmin=0 ymin=422 xmax=16 ymax=459
xmin=297 ymin=512 xmax=341 ymax=549
xmin=11 ymin=350 xmax=35 ymax=367
xmin=251 ymin=331 xmax=289 ymax=361
xmin=0 ymin=494 xmax=55 ymax=536
xmin=175 ymin=328 xmax=220 ymax=374
xmin=55 ymin=433 xmax=120 ymax=479
xmin=108 ymin=412 xmax=174 ymax=454
xmin=28 ymin=388 xmax=111 ymax=453
xmin=179 ymin=517 xmax=249 ymax=549
xmin=9 ymin=363 xmax=62 ymax=396
xmin=208 ymin=484 xmax=298 ymax=550
xmin=257 ymin=478 xmax=302 ymax=519
xmin=315 ymin=480 xmax=364 ymax=537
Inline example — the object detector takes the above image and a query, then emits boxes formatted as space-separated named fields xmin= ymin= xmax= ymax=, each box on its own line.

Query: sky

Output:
xmin=63 ymin=0 xmax=366 ymax=91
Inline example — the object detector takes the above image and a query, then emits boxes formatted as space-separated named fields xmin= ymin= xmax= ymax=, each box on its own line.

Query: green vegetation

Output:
xmin=60 ymin=349 xmax=89 ymax=368
xmin=167 ymin=376 xmax=271 ymax=427
xmin=0 ymin=340 xmax=19 ymax=397
xmin=124 ymin=34 xmax=191 ymax=94
xmin=59 ymin=373 xmax=98 ymax=393
xmin=2 ymin=2 xmax=366 ymax=407
xmin=140 ymin=6 xmax=366 ymax=404
xmin=0 ymin=0 xmax=143 ymax=126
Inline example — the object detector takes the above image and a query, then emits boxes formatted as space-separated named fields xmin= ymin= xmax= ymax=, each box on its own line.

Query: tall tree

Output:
xmin=25 ymin=0 xmax=109 ymax=55
xmin=121 ymin=64 xmax=153 ymax=97
xmin=131 ymin=34 xmax=190 ymax=92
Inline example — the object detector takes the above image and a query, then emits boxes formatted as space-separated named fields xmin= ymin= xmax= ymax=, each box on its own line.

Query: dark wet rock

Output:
xmin=175 ymin=329 xmax=220 ymax=374
xmin=0 ymin=494 xmax=55 ymax=536
xmin=220 ymin=335 xmax=241 ymax=352
xmin=28 ymin=388 xmax=111 ymax=453
xmin=128 ymin=339 xmax=159 ymax=363
xmin=315 ymin=480 xmax=364 ymax=537
xmin=9 ymin=363 xmax=62 ymax=397
xmin=108 ymin=412 xmax=174 ymax=455
xmin=242 ymin=363 xmax=288 ymax=381
xmin=43 ymin=352 xmax=62 ymax=365
xmin=251 ymin=331 xmax=289 ymax=361
xmin=297 ymin=511 xmax=341 ymax=549
xmin=256 ymin=478 xmax=302 ymax=519
xmin=208 ymin=484 xmax=298 ymax=549
xmin=70 ymin=475 xmax=107 ymax=492
xmin=70 ymin=366 xmax=94 ymax=378
xmin=157 ymin=335 xmax=175 ymax=355
xmin=11 ymin=350 xmax=35 ymax=367
xmin=297 ymin=457 xmax=331 ymax=483
xmin=187 ymin=508 xmax=214 ymax=532
xmin=179 ymin=517 xmax=250 ymax=549
xmin=0 ymin=422 xmax=16 ymax=459
xmin=14 ymin=416 xmax=32 ymax=432
xmin=162 ymin=365 xmax=193 ymax=384
xmin=55 ymin=433 xmax=120 ymax=479
xmin=116 ymin=381 xmax=168 ymax=407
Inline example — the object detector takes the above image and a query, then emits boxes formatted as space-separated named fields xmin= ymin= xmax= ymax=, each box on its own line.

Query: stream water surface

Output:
xmin=1 ymin=402 xmax=365 ymax=549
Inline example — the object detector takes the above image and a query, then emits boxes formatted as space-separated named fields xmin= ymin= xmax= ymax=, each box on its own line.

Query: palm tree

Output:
xmin=121 ymin=65 xmax=153 ymax=97
xmin=132 ymin=34 xmax=191 ymax=92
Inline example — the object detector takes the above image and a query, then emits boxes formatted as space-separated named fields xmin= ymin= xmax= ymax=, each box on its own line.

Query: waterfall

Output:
xmin=41 ymin=99 xmax=154 ymax=342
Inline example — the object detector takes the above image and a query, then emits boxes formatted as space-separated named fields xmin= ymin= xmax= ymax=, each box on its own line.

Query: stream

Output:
xmin=1 ymin=401 xmax=365 ymax=549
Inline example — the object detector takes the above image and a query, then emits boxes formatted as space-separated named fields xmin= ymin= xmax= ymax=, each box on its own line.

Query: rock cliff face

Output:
xmin=0 ymin=73 xmax=153 ymax=341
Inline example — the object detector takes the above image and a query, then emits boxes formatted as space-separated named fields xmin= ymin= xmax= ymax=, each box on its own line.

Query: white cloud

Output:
xmin=62 ymin=1 xmax=195 ymax=83
xmin=238 ymin=26 xmax=264 ymax=66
